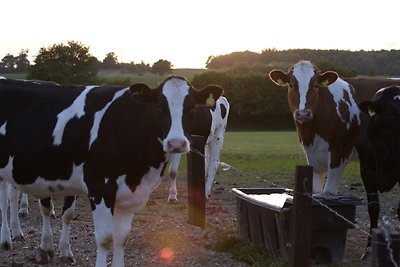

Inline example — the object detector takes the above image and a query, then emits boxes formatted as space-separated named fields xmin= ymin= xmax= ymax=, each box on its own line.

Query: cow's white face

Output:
xmin=269 ymin=61 xmax=338 ymax=124
xmin=161 ymin=77 xmax=192 ymax=153
xmin=130 ymin=76 xmax=223 ymax=154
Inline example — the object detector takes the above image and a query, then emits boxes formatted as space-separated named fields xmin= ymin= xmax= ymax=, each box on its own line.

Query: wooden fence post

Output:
xmin=290 ymin=165 xmax=313 ymax=267
xmin=187 ymin=135 xmax=205 ymax=228
xmin=372 ymin=228 xmax=400 ymax=267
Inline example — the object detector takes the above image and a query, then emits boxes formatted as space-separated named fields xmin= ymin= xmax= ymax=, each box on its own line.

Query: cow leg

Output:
xmin=0 ymin=179 xmax=12 ymax=250
xmin=92 ymin=199 xmax=113 ymax=267
xmin=8 ymin=186 xmax=24 ymax=242
xmin=18 ymin=193 xmax=29 ymax=217
xmin=59 ymin=196 xmax=77 ymax=264
xmin=168 ymin=153 xmax=181 ymax=203
xmin=357 ymin=152 xmax=380 ymax=259
xmin=323 ymin=161 xmax=346 ymax=195
xmin=38 ymin=197 xmax=55 ymax=263
xmin=303 ymin=140 xmax=328 ymax=194
xmin=312 ymin=172 xmax=325 ymax=194
xmin=205 ymin=130 xmax=225 ymax=198
xmin=111 ymin=207 xmax=134 ymax=267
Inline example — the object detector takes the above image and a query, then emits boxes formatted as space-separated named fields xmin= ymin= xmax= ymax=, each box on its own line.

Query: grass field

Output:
xmin=97 ymin=69 xmax=205 ymax=87
xmin=0 ymin=68 xmax=206 ymax=87
xmin=178 ymin=131 xmax=362 ymax=190
xmin=0 ymin=73 xmax=27 ymax=79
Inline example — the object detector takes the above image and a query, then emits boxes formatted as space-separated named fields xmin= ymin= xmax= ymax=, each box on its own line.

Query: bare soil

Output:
xmin=0 ymin=174 xmax=399 ymax=267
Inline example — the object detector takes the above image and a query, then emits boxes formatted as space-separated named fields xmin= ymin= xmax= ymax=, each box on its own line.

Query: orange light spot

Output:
xmin=160 ymin=247 xmax=174 ymax=262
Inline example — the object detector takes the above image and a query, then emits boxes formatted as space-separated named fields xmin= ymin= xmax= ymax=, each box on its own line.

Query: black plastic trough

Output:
xmin=231 ymin=187 xmax=365 ymax=264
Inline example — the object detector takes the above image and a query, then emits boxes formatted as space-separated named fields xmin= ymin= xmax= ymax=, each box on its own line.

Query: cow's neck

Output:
xmin=295 ymin=87 xmax=339 ymax=147
xmin=295 ymin=122 xmax=316 ymax=146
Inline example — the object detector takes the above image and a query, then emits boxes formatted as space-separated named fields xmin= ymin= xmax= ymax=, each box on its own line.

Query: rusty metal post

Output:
xmin=187 ymin=135 xmax=205 ymax=228
xmin=290 ymin=165 xmax=313 ymax=267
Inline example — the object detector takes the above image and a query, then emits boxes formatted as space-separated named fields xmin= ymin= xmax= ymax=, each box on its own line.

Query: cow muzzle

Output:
xmin=294 ymin=109 xmax=313 ymax=124
xmin=166 ymin=138 xmax=189 ymax=153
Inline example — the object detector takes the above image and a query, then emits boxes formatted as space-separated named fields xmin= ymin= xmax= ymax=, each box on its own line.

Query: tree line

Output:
xmin=206 ymin=48 xmax=400 ymax=77
xmin=0 ymin=41 xmax=173 ymax=84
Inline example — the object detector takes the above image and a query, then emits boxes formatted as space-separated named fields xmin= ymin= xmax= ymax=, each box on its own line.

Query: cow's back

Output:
xmin=0 ymin=79 xmax=129 ymax=187
xmin=345 ymin=77 xmax=400 ymax=102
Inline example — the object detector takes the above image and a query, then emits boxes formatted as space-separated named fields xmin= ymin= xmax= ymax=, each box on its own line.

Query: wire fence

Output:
xmin=189 ymin=147 xmax=400 ymax=266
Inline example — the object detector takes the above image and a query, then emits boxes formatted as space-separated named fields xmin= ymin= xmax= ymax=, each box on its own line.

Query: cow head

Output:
xmin=130 ymin=76 xmax=223 ymax=154
xmin=269 ymin=61 xmax=338 ymax=124
xmin=359 ymin=85 xmax=400 ymax=186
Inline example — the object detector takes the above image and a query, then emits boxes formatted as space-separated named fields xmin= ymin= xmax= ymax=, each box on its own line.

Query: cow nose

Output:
xmin=167 ymin=139 xmax=188 ymax=153
xmin=295 ymin=109 xmax=312 ymax=123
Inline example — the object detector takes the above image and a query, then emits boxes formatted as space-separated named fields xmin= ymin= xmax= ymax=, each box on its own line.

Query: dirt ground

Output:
xmin=0 ymin=173 xmax=399 ymax=267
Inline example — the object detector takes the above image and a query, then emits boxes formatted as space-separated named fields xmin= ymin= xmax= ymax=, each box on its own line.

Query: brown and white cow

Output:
xmin=270 ymin=64 xmax=400 ymax=256
xmin=269 ymin=60 xmax=360 ymax=195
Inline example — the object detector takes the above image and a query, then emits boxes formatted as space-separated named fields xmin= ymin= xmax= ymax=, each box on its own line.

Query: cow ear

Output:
xmin=358 ymin=100 xmax=377 ymax=117
xmin=318 ymin=71 xmax=338 ymax=87
xmin=129 ymin=83 xmax=157 ymax=102
xmin=269 ymin=70 xmax=289 ymax=86
xmin=194 ymin=85 xmax=223 ymax=106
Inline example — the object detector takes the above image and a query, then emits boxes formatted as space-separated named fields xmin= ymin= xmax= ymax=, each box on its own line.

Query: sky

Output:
xmin=2 ymin=0 xmax=400 ymax=69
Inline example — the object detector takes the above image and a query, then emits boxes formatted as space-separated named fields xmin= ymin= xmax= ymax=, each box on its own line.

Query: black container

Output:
xmin=231 ymin=188 xmax=365 ymax=264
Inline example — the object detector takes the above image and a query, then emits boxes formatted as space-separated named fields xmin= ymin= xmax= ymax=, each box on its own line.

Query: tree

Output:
xmin=151 ymin=59 xmax=172 ymax=75
xmin=15 ymin=49 xmax=30 ymax=72
xmin=28 ymin=40 xmax=99 ymax=84
xmin=0 ymin=49 xmax=30 ymax=73
xmin=0 ymin=54 xmax=16 ymax=73
xmin=136 ymin=61 xmax=151 ymax=75
xmin=102 ymin=52 xmax=118 ymax=69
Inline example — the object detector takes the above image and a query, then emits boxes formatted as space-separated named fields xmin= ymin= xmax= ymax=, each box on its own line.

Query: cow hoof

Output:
xmin=60 ymin=256 xmax=76 ymax=265
xmin=0 ymin=242 xmax=12 ymax=250
xmin=147 ymin=200 xmax=156 ymax=206
xmin=12 ymin=235 xmax=25 ymax=242
xmin=37 ymin=249 xmax=54 ymax=264
xmin=167 ymin=198 xmax=178 ymax=204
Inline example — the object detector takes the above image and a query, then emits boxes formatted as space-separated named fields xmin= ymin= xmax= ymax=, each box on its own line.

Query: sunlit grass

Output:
xmin=180 ymin=131 xmax=363 ymax=189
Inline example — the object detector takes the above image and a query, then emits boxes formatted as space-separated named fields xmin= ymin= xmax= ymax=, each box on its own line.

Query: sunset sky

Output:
xmin=2 ymin=0 xmax=400 ymax=68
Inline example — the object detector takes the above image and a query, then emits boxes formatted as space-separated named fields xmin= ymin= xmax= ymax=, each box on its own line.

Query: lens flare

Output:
xmin=160 ymin=247 xmax=174 ymax=262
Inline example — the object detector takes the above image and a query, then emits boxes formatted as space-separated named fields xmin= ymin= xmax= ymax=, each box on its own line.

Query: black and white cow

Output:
xmin=0 ymin=78 xmax=80 ymax=263
xmin=0 ymin=76 xmax=223 ymax=267
xmin=167 ymin=96 xmax=230 ymax=202
xmin=357 ymin=85 xmax=400 ymax=256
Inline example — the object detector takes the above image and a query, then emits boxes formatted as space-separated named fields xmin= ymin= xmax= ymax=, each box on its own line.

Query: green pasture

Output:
xmin=97 ymin=69 xmax=205 ymax=87
xmin=178 ymin=131 xmax=362 ymax=191
xmin=0 ymin=73 xmax=27 ymax=80
xmin=0 ymin=68 xmax=205 ymax=87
